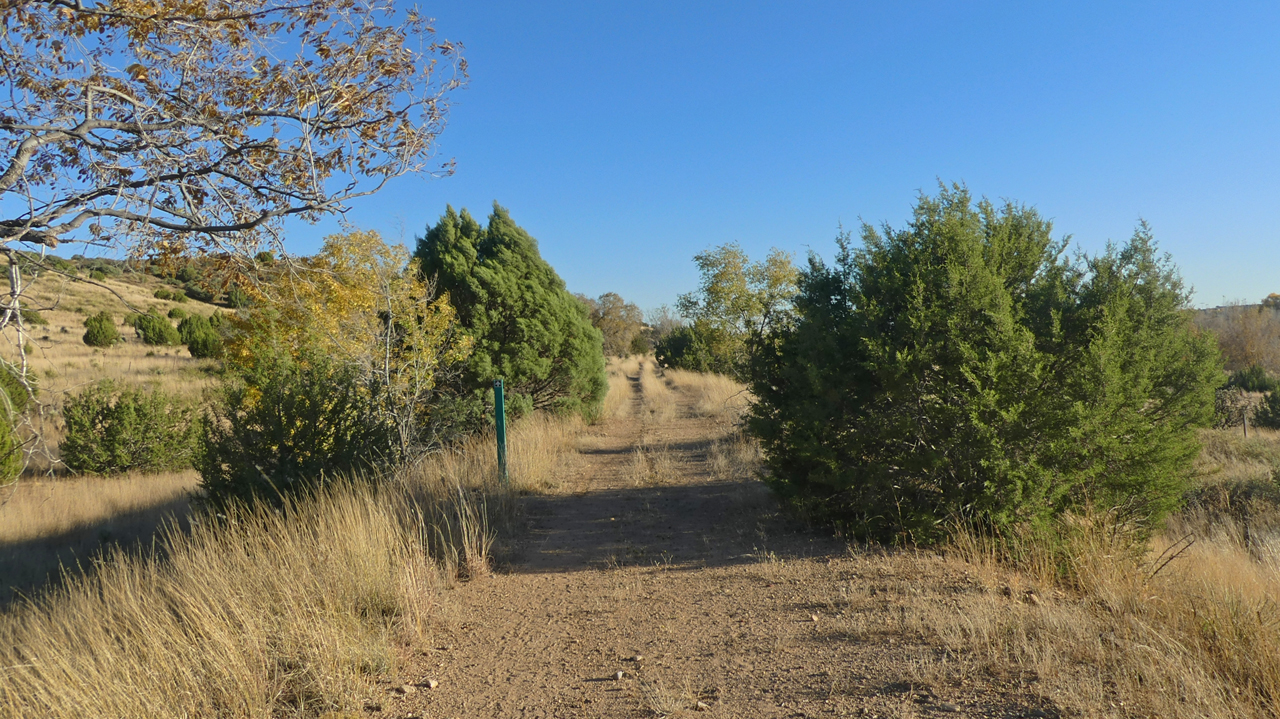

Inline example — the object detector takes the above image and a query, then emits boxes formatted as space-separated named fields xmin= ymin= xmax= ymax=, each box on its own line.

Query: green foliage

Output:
xmin=176 ymin=265 xmax=200 ymax=283
xmin=1228 ymin=364 xmax=1276 ymax=393
xmin=154 ymin=287 xmax=190 ymax=303
xmin=59 ymin=381 xmax=200 ymax=475
xmin=579 ymin=292 xmax=644 ymax=356
xmin=629 ymin=332 xmax=651 ymax=356
xmin=414 ymin=203 xmax=606 ymax=420
xmin=168 ymin=307 xmax=188 ymax=320
xmin=0 ymin=366 xmax=33 ymax=483
xmin=89 ymin=270 xmax=106 ymax=282
xmin=178 ymin=314 xmax=223 ymax=359
xmin=19 ymin=308 xmax=47 ymax=326
xmin=224 ymin=285 xmax=251 ymax=308
xmin=1254 ymin=391 xmax=1280 ymax=430
xmin=748 ymin=186 xmax=1222 ymax=543
xmin=183 ymin=282 xmax=214 ymax=302
xmin=82 ymin=311 xmax=121 ymax=347
xmin=673 ymin=243 xmax=797 ymax=377
xmin=134 ymin=313 xmax=181 ymax=346
xmin=199 ymin=349 xmax=392 ymax=508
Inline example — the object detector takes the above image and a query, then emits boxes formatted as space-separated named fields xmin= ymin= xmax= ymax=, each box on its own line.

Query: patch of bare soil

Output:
xmin=382 ymin=372 xmax=1065 ymax=719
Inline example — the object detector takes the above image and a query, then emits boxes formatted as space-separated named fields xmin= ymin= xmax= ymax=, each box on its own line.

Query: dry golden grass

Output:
xmin=935 ymin=476 xmax=1280 ymax=717
xmin=663 ymin=368 xmax=751 ymax=422
xmin=0 ymin=412 xmax=582 ymax=718
xmin=0 ymin=471 xmax=198 ymax=604
xmin=639 ymin=358 xmax=678 ymax=423
xmin=600 ymin=356 xmax=640 ymax=422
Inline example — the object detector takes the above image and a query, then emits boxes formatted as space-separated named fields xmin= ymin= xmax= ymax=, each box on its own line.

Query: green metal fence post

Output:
xmin=494 ymin=378 xmax=509 ymax=485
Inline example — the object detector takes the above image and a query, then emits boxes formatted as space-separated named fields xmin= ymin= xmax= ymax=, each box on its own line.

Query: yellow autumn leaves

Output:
xmin=226 ymin=229 xmax=472 ymax=456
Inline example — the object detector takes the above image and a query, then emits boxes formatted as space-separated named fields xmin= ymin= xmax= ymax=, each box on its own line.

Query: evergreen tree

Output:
xmin=415 ymin=203 xmax=606 ymax=420
xmin=748 ymin=185 xmax=1222 ymax=542
xmin=82 ymin=311 xmax=121 ymax=347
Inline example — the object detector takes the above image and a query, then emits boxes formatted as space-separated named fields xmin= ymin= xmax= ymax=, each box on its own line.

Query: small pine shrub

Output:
xmin=89 ymin=270 xmax=107 ymax=282
xmin=1254 ymin=391 xmax=1280 ymax=429
xmin=176 ymin=265 xmax=200 ymax=283
xmin=178 ymin=314 xmax=222 ymax=359
xmin=183 ymin=282 xmax=214 ymax=303
xmin=82 ymin=311 xmax=121 ymax=348
xmin=19 ymin=308 xmax=47 ymax=326
xmin=134 ymin=313 xmax=181 ymax=346
xmin=199 ymin=351 xmax=391 ymax=507
xmin=154 ymin=288 xmax=174 ymax=301
xmin=168 ymin=307 xmax=188 ymax=320
xmin=60 ymin=381 xmax=200 ymax=474
xmin=171 ymin=289 xmax=188 ymax=303
xmin=224 ymin=285 xmax=251 ymax=309
xmin=1229 ymin=364 xmax=1276 ymax=393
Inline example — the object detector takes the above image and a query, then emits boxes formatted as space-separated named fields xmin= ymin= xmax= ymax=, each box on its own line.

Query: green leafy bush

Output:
xmin=19 ymin=308 xmax=47 ymax=326
xmin=0 ymin=366 xmax=34 ymax=483
xmin=224 ymin=285 xmax=251 ymax=309
xmin=134 ymin=313 xmax=181 ymax=346
xmin=154 ymin=288 xmax=174 ymax=301
xmin=414 ymin=203 xmax=606 ymax=421
xmin=168 ymin=307 xmax=188 ymax=320
xmin=747 ymin=186 xmax=1222 ymax=543
xmin=82 ymin=311 xmax=121 ymax=347
xmin=60 ymin=381 xmax=200 ymax=474
xmin=89 ymin=270 xmax=106 ymax=282
xmin=1228 ymin=364 xmax=1276 ymax=393
xmin=199 ymin=350 xmax=392 ymax=508
xmin=178 ymin=314 xmax=222 ymax=359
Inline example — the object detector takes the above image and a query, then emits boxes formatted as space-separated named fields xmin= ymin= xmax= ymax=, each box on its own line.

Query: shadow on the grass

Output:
xmin=0 ymin=497 xmax=192 ymax=608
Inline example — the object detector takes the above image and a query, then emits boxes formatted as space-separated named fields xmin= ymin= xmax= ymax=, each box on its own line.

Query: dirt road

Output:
xmin=382 ymin=365 xmax=1063 ymax=719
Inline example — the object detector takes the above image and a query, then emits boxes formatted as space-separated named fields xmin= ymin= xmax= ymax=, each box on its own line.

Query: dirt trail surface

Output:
xmin=383 ymin=367 xmax=1064 ymax=719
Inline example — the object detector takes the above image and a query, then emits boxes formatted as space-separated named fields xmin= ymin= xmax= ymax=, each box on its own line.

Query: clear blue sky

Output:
xmin=295 ymin=1 xmax=1280 ymax=312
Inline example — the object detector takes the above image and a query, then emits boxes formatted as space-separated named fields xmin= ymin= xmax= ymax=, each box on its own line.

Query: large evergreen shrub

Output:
xmin=82 ymin=311 xmax=121 ymax=347
xmin=0 ymin=367 xmax=31 ymax=483
xmin=748 ymin=186 xmax=1222 ymax=542
xmin=414 ymin=203 xmax=606 ymax=420
xmin=198 ymin=349 xmax=392 ymax=508
xmin=134 ymin=313 xmax=181 ymax=346
xmin=60 ymin=381 xmax=200 ymax=474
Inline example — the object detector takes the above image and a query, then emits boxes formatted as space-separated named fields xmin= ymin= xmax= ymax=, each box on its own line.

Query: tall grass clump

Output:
xmin=946 ymin=503 xmax=1280 ymax=718
xmin=664 ymin=367 xmax=751 ymax=422
xmin=0 ymin=407 xmax=581 ymax=718
xmin=638 ymin=359 xmax=678 ymax=423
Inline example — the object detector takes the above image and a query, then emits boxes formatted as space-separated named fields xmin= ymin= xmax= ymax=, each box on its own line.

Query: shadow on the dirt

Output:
xmin=510 ymin=477 xmax=843 ymax=574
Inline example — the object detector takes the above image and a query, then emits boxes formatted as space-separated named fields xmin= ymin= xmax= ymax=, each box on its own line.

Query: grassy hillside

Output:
xmin=1 ymin=261 xmax=224 ymax=474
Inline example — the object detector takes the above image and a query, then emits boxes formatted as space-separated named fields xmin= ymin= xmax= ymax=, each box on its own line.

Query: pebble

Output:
xmin=937 ymin=703 xmax=958 ymax=712
xmin=425 ymin=679 xmax=440 ymax=690
xmin=614 ymin=670 xmax=626 ymax=680
xmin=628 ymin=654 xmax=644 ymax=662
xmin=695 ymin=700 xmax=711 ymax=711
xmin=810 ymin=613 xmax=820 ymax=622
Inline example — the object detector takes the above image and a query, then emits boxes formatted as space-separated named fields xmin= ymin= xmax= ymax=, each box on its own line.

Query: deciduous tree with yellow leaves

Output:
xmin=201 ymin=229 xmax=471 ymax=506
